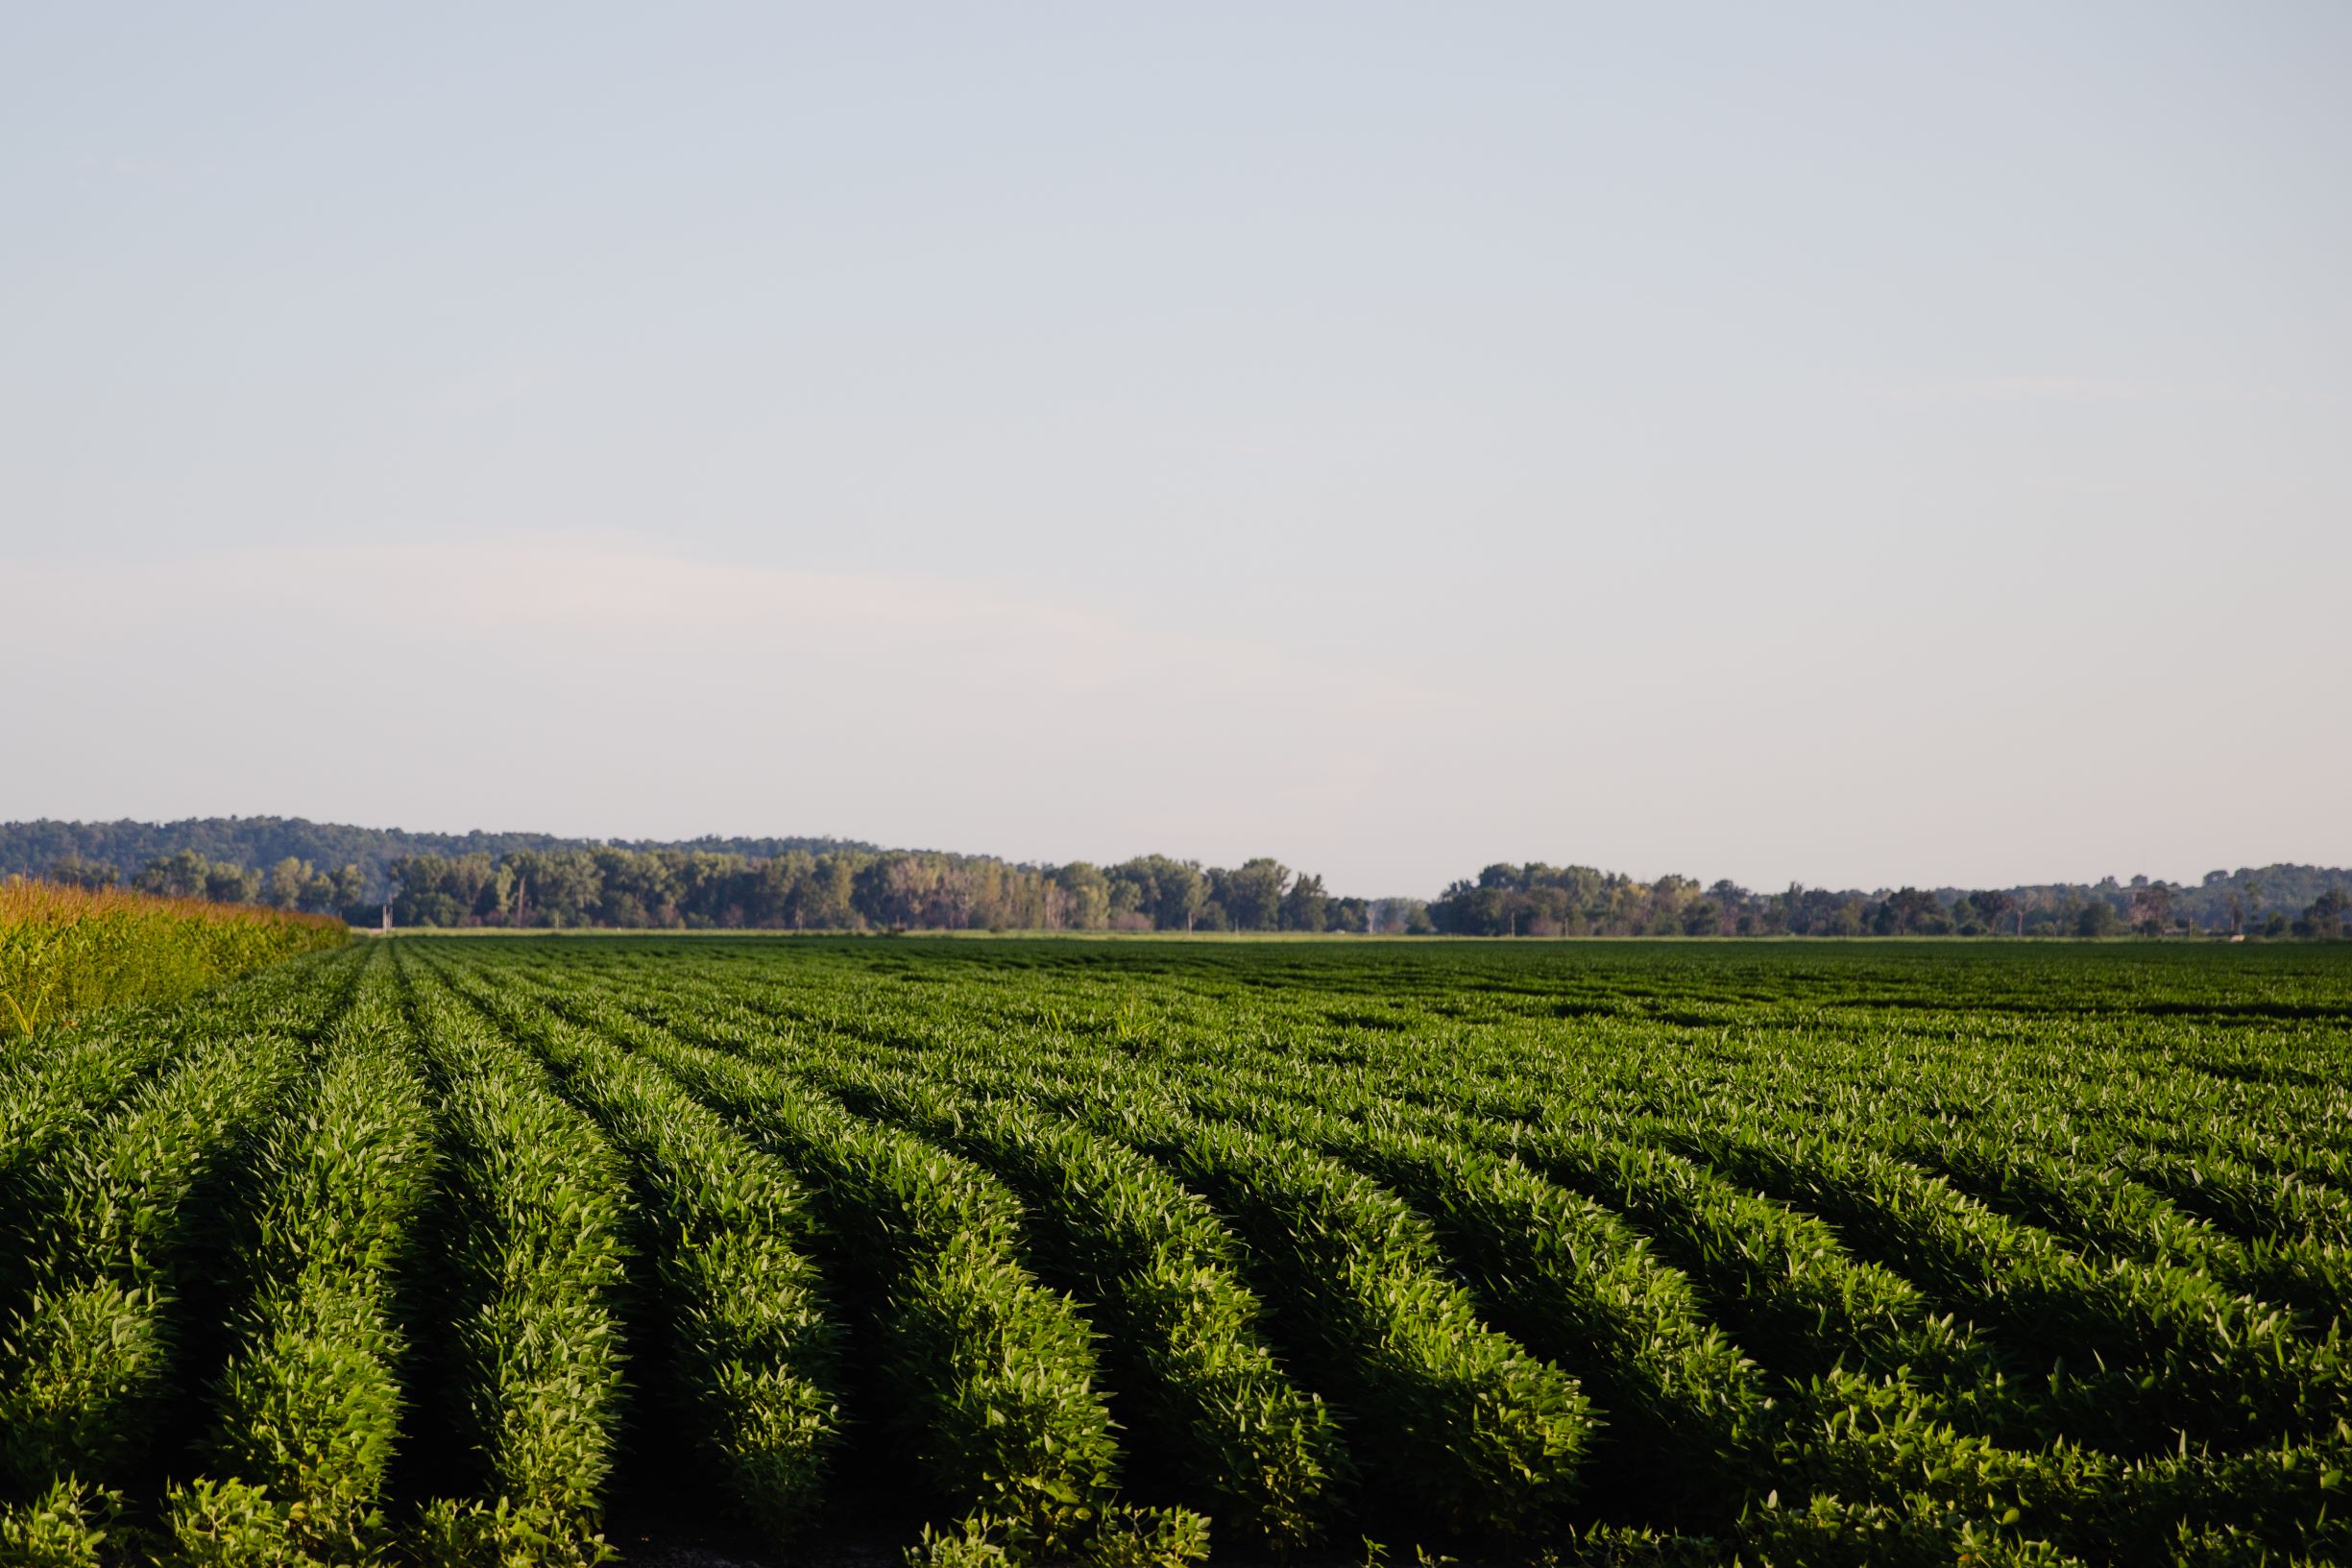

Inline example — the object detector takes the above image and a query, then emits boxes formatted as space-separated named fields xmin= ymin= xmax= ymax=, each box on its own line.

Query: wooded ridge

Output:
xmin=3 ymin=818 xmax=2344 ymax=937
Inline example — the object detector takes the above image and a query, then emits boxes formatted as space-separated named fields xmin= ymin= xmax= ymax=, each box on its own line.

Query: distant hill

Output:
xmin=2 ymin=817 xmax=2343 ymax=936
xmin=0 ymin=817 xmax=877 ymax=902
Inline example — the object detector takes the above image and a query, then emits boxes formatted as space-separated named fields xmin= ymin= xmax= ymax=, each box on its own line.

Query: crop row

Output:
xmin=507 ymin=941 xmax=2348 ymax=1565
xmin=4 ymin=935 xmax=2346 ymax=1567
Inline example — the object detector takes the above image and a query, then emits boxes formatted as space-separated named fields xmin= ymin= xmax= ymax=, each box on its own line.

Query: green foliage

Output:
xmin=625 ymin=1018 xmax=1121 ymax=1556
xmin=397 ymin=966 xmax=629 ymax=1559
xmin=1677 ymin=1122 xmax=2342 ymax=1451
xmin=1272 ymin=1106 xmax=1775 ymax=1524
xmin=0 ymin=880 xmax=346 ymax=1040
xmin=0 ymin=1025 xmax=308 ymax=1496
xmin=408 ymin=1494 xmax=617 ymax=1568
xmin=0 ymin=1478 xmax=114 ymax=1567
xmin=0 ymin=955 xmax=344 ymax=1268
xmin=165 ymin=965 xmax=432 ymax=1566
xmin=1 ymin=935 xmax=2347 ymax=1563
xmin=12 ymin=816 xmax=2352 ymax=935
xmin=1106 ymin=1115 xmax=1592 ymax=1538
xmin=804 ymin=1059 xmax=1350 ymax=1550
xmin=536 ymin=934 xmax=2349 ymax=1559
xmin=166 ymin=1477 xmax=300 ymax=1567
xmin=427 ymin=956 xmax=843 ymax=1547
xmin=1079 ymin=1505 xmax=1213 ymax=1568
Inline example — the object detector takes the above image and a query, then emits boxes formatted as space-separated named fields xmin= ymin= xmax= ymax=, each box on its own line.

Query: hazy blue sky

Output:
xmin=4 ymin=4 xmax=2346 ymax=895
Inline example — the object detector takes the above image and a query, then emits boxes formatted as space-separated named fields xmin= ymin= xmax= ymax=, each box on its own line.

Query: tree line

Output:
xmin=10 ymin=819 xmax=2347 ymax=937
xmin=1428 ymin=863 xmax=2351 ymax=939
xmin=0 ymin=816 xmax=867 ymax=901
xmin=377 ymin=847 xmax=1430 ymax=933
xmin=43 ymin=849 xmax=369 ymax=916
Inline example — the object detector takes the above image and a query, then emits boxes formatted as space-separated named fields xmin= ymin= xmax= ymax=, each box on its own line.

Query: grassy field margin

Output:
xmin=0 ymin=880 xmax=348 ymax=1039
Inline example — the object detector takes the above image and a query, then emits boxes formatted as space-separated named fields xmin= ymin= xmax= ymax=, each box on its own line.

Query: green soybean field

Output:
xmin=2 ymin=938 xmax=2346 ymax=1567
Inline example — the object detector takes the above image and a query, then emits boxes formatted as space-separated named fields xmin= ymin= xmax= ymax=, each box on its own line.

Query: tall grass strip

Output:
xmin=0 ymin=880 xmax=347 ymax=1041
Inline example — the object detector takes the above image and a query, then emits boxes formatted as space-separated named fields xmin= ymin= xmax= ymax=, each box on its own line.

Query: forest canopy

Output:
xmin=2 ymin=819 xmax=2345 ymax=937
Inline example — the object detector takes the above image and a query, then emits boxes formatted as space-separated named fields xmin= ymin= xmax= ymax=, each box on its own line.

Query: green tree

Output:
xmin=1972 ymin=889 xmax=2015 ymax=934
xmin=1212 ymin=859 xmax=1290 ymax=931
xmin=1107 ymin=856 xmax=1209 ymax=931
xmin=789 ymin=853 xmax=863 ymax=929
xmin=203 ymin=862 xmax=261 ymax=904
xmin=263 ymin=856 xmax=312 ymax=909
xmin=1370 ymin=897 xmax=1433 ymax=934
xmin=133 ymin=850 xmax=212 ymax=899
xmin=1279 ymin=873 xmax=1329 ymax=932
xmin=324 ymin=863 xmax=368 ymax=915
xmin=2130 ymin=880 xmax=2173 ymax=936
xmin=1048 ymin=863 xmax=1111 ymax=930
xmin=2295 ymin=889 xmax=2346 ymax=940
xmin=44 ymin=855 xmax=118 ymax=890
xmin=2076 ymin=902 xmax=2124 ymax=938
xmin=1873 ymin=887 xmax=1947 ymax=935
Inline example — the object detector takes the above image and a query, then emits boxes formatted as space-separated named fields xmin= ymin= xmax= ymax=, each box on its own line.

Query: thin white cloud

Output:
xmin=3 ymin=533 xmax=2340 ymax=893
xmin=0 ymin=536 xmax=1459 ymax=871
xmin=52 ymin=535 xmax=1410 ymax=705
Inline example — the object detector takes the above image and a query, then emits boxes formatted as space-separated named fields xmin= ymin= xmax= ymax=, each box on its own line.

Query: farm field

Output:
xmin=1 ymin=938 xmax=2347 ymax=1566
xmin=0 ymin=880 xmax=348 ymax=1040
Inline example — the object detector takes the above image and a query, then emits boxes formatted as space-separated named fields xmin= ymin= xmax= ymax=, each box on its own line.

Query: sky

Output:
xmin=3 ymin=4 xmax=2347 ymax=897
